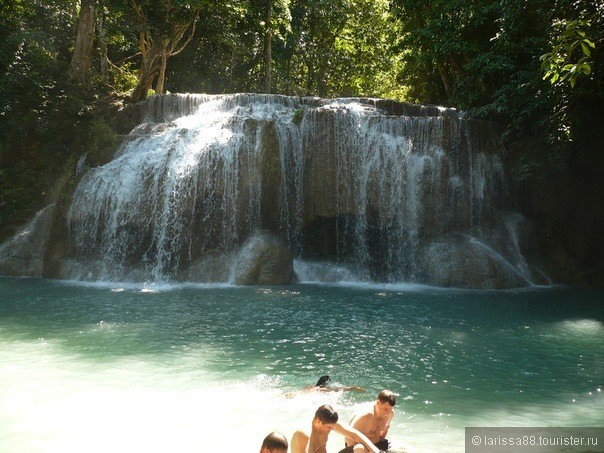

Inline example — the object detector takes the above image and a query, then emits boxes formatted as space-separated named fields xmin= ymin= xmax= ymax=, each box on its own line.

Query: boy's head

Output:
xmin=375 ymin=389 xmax=396 ymax=419
xmin=315 ymin=375 xmax=331 ymax=387
xmin=377 ymin=389 xmax=396 ymax=407
xmin=260 ymin=431 xmax=288 ymax=453
xmin=312 ymin=404 xmax=339 ymax=433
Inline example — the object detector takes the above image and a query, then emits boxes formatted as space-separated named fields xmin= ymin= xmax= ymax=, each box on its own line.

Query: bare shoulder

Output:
xmin=354 ymin=411 xmax=375 ymax=423
xmin=353 ymin=405 xmax=375 ymax=421
xmin=291 ymin=429 xmax=309 ymax=440
xmin=350 ymin=411 xmax=375 ymax=432
xmin=290 ymin=429 xmax=310 ymax=453
xmin=354 ymin=402 xmax=374 ymax=416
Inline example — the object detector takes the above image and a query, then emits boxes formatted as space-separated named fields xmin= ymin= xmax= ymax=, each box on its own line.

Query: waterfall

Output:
xmin=65 ymin=93 xmax=532 ymax=287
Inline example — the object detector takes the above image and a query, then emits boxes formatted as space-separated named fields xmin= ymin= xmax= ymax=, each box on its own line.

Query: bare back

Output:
xmin=291 ymin=428 xmax=329 ymax=453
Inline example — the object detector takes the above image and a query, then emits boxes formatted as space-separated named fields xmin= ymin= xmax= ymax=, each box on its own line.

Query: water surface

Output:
xmin=1 ymin=277 xmax=602 ymax=452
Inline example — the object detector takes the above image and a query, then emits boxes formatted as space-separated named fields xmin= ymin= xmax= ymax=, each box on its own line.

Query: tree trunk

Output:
xmin=437 ymin=63 xmax=452 ymax=99
xmin=98 ymin=0 xmax=108 ymax=82
xmin=155 ymin=43 xmax=169 ymax=94
xmin=130 ymin=65 xmax=158 ymax=102
xmin=128 ymin=0 xmax=199 ymax=103
xmin=130 ymin=42 xmax=163 ymax=102
xmin=67 ymin=0 xmax=96 ymax=84
xmin=130 ymin=74 xmax=155 ymax=103
xmin=264 ymin=0 xmax=272 ymax=94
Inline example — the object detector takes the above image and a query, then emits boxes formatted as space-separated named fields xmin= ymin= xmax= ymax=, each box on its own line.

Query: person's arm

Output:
xmin=290 ymin=430 xmax=309 ymax=453
xmin=335 ymin=422 xmax=381 ymax=453
xmin=379 ymin=411 xmax=394 ymax=439
xmin=340 ymin=385 xmax=365 ymax=392
xmin=319 ymin=386 xmax=365 ymax=393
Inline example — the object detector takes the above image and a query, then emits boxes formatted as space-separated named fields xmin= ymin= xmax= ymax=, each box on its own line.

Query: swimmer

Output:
xmin=286 ymin=376 xmax=365 ymax=398
xmin=308 ymin=375 xmax=366 ymax=393
xmin=341 ymin=390 xmax=397 ymax=452
xmin=291 ymin=404 xmax=383 ymax=453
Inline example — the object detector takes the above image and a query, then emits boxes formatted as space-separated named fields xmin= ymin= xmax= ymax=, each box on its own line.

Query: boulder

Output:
xmin=420 ymin=234 xmax=531 ymax=289
xmin=232 ymin=231 xmax=293 ymax=285
xmin=0 ymin=204 xmax=56 ymax=276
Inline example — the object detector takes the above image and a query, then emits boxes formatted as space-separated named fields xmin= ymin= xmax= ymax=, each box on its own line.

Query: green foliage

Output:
xmin=1 ymin=0 xmax=603 ymax=235
xmin=0 ymin=166 xmax=38 ymax=231
xmin=107 ymin=63 xmax=140 ymax=95
xmin=96 ymin=1 xmax=140 ymax=95
xmin=167 ymin=0 xmax=399 ymax=98
xmin=292 ymin=108 xmax=304 ymax=124
xmin=390 ymin=0 xmax=603 ymax=151
xmin=87 ymin=117 xmax=119 ymax=166
xmin=540 ymin=19 xmax=596 ymax=88
xmin=0 ymin=0 xmax=109 ymax=232
xmin=328 ymin=0 xmax=398 ymax=97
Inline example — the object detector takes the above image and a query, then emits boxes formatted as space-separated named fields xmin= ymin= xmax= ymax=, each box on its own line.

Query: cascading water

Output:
xmin=65 ymin=93 xmax=534 ymax=287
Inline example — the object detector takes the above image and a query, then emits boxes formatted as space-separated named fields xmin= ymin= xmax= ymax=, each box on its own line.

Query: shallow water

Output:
xmin=1 ymin=277 xmax=602 ymax=452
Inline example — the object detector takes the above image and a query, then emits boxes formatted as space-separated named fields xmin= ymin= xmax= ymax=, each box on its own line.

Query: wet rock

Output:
xmin=421 ymin=234 xmax=531 ymax=289
xmin=0 ymin=204 xmax=56 ymax=276
xmin=233 ymin=231 xmax=293 ymax=285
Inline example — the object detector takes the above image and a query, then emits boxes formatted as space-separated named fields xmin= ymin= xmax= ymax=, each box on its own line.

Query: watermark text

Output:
xmin=466 ymin=427 xmax=603 ymax=452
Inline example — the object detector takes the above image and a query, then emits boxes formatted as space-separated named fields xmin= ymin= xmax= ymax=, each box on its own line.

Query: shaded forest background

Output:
xmin=1 ymin=0 xmax=603 ymax=285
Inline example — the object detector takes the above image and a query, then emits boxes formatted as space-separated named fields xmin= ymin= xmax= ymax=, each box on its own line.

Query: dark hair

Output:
xmin=315 ymin=375 xmax=331 ymax=387
xmin=377 ymin=389 xmax=396 ymax=406
xmin=314 ymin=404 xmax=339 ymax=424
xmin=261 ymin=432 xmax=288 ymax=450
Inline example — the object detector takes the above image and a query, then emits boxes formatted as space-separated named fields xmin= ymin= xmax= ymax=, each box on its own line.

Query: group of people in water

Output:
xmin=259 ymin=376 xmax=397 ymax=453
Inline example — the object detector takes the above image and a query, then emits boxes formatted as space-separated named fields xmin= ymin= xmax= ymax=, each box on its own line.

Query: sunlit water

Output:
xmin=1 ymin=277 xmax=602 ymax=452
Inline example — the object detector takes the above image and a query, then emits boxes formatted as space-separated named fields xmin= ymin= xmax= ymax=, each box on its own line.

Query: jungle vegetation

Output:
xmin=1 ymin=0 xmax=602 ymax=282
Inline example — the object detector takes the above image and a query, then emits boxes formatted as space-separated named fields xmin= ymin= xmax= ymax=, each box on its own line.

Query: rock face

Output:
xmin=0 ymin=204 xmax=56 ymax=276
xmin=232 ymin=231 xmax=294 ymax=285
